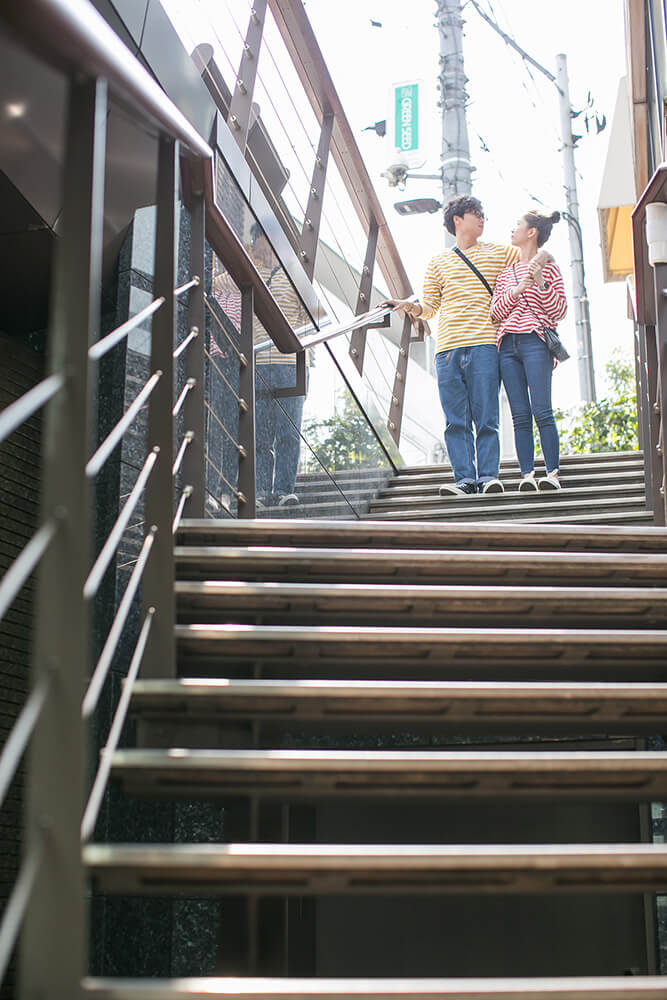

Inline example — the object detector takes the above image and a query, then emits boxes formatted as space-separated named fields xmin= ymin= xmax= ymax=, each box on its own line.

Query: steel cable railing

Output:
xmin=197 ymin=4 xmax=424 ymax=458
xmin=0 ymin=0 xmax=433 ymax=990
xmin=0 ymin=0 xmax=308 ymax=992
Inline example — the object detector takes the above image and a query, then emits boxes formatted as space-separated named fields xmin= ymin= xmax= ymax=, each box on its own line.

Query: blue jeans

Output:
xmin=499 ymin=332 xmax=559 ymax=475
xmin=435 ymin=344 xmax=501 ymax=487
xmin=255 ymin=363 xmax=307 ymax=501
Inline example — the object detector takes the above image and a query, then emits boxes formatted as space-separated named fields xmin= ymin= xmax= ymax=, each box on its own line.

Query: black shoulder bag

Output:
xmin=511 ymin=263 xmax=570 ymax=363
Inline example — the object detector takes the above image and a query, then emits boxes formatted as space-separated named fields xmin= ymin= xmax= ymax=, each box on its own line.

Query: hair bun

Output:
xmin=549 ymin=211 xmax=561 ymax=224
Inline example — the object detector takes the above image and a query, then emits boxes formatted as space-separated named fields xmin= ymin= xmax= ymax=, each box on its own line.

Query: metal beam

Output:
xmin=237 ymin=286 xmax=257 ymax=517
xmin=267 ymin=0 xmax=413 ymax=300
xmin=348 ymin=221 xmax=379 ymax=375
xmin=386 ymin=315 xmax=426 ymax=447
xmin=20 ymin=75 xmax=107 ymax=1000
xmin=228 ymin=0 xmax=268 ymax=155
xmin=181 ymin=190 xmax=206 ymax=516
xmin=299 ymin=112 xmax=334 ymax=281
xmin=655 ymin=263 xmax=667 ymax=524
xmin=142 ymin=136 xmax=178 ymax=678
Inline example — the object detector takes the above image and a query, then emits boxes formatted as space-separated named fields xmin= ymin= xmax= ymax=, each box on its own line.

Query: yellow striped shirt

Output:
xmin=420 ymin=242 xmax=520 ymax=354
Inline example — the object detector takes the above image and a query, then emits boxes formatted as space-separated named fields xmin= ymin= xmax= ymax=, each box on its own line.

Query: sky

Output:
xmin=162 ymin=0 xmax=631 ymax=415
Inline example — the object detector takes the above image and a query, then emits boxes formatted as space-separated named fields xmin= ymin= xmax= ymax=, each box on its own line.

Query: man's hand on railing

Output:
xmin=381 ymin=298 xmax=422 ymax=319
xmin=380 ymin=299 xmax=430 ymax=338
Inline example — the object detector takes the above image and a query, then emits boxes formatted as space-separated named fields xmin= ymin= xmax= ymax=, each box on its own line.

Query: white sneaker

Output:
xmin=481 ymin=478 xmax=504 ymax=494
xmin=278 ymin=493 xmax=300 ymax=506
xmin=538 ymin=471 xmax=561 ymax=491
xmin=518 ymin=473 xmax=538 ymax=492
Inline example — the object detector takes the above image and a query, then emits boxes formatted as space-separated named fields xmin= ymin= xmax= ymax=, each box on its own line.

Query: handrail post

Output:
xmin=299 ymin=111 xmax=334 ymax=279
xmin=142 ymin=136 xmax=178 ymax=677
xmin=228 ymin=0 xmax=268 ymax=153
xmin=20 ymin=76 xmax=108 ymax=1000
xmin=645 ymin=323 xmax=664 ymax=525
xmin=181 ymin=189 xmax=206 ymax=517
xmin=654 ymin=262 xmax=667 ymax=523
xmin=349 ymin=221 xmax=379 ymax=374
xmin=635 ymin=322 xmax=653 ymax=510
xmin=237 ymin=286 xmax=256 ymax=517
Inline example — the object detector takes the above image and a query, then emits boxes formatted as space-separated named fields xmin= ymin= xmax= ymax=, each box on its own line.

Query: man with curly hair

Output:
xmin=389 ymin=196 xmax=546 ymax=495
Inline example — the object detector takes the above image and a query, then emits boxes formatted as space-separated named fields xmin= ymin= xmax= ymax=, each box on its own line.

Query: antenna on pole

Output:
xmin=468 ymin=0 xmax=596 ymax=402
xmin=436 ymin=0 xmax=474 ymax=246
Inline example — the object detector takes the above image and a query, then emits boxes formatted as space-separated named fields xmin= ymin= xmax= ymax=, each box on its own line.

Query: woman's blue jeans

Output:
xmin=435 ymin=344 xmax=500 ymax=487
xmin=499 ymin=332 xmax=559 ymax=475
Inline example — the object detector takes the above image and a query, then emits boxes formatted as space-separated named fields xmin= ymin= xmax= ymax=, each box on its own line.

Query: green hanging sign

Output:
xmin=394 ymin=83 xmax=419 ymax=154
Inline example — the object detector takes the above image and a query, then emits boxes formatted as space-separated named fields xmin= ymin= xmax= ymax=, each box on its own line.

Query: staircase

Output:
xmin=84 ymin=515 xmax=667 ymax=997
xmin=263 ymin=452 xmax=650 ymax=525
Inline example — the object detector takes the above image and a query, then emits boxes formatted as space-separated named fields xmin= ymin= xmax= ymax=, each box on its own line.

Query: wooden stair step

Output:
xmin=175 ymin=581 xmax=667 ymax=627
xmin=175 ymin=624 xmax=667 ymax=674
xmin=363 ymin=498 xmax=648 ymax=524
xmin=110 ymin=749 xmax=667 ymax=801
xmin=81 ymin=974 xmax=667 ymax=999
xmin=391 ymin=462 xmax=645 ymax=488
xmin=129 ymin=678 xmax=667 ymax=731
xmin=176 ymin=520 xmax=667 ymax=554
xmin=84 ymin=842 xmax=667 ymax=896
xmin=174 ymin=548 xmax=667 ymax=586
xmin=398 ymin=452 xmax=645 ymax=477
xmin=369 ymin=485 xmax=645 ymax=511
xmin=379 ymin=471 xmax=645 ymax=498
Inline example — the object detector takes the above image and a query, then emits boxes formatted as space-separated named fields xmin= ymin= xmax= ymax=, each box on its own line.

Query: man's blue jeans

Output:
xmin=435 ymin=344 xmax=500 ymax=487
xmin=255 ymin=363 xmax=307 ymax=501
xmin=499 ymin=332 xmax=559 ymax=475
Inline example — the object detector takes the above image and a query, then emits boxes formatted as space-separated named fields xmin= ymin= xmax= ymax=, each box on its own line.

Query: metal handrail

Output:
xmin=89 ymin=298 xmax=165 ymax=361
xmin=81 ymin=609 xmax=154 ymax=842
xmin=82 ymin=529 xmax=157 ymax=719
xmin=173 ymin=486 xmax=194 ymax=534
xmin=0 ymin=521 xmax=57 ymax=623
xmin=173 ymin=328 xmax=199 ymax=360
xmin=1 ymin=0 xmax=211 ymax=163
xmin=0 ymin=673 xmax=50 ymax=810
xmin=173 ymin=378 xmax=196 ymax=417
xmin=0 ymin=374 xmax=65 ymax=445
xmin=173 ymin=276 xmax=200 ymax=297
xmin=85 ymin=370 xmax=163 ymax=478
xmin=1 ymin=0 xmax=302 ymax=365
xmin=204 ymin=402 xmax=247 ymax=456
xmin=0 ymin=834 xmax=44 ymax=983
xmin=83 ymin=449 xmax=159 ymax=600
xmin=252 ymin=302 xmax=425 ymax=355
xmin=205 ymin=348 xmax=249 ymax=411
xmin=173 ymin=431 xmax=194 ymax=476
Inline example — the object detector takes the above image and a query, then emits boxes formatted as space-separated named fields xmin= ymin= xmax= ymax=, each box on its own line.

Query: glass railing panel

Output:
xmin=161 ymin=0 xmax=246 ymax=96
xmin=254 ymin=338 xmax=393 ymax=520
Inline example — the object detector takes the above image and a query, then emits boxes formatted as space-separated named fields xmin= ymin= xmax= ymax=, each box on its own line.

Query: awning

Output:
xmin=598 ymin=77 xmax=637 ymax=282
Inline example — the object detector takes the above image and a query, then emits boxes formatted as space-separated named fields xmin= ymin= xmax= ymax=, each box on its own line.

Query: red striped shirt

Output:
xmin=491 ymin=260 xmax=567 ymax=345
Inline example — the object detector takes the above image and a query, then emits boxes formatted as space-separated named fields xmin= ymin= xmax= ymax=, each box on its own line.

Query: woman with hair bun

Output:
xmin=491 ymin=210 xmax=568 ymax=492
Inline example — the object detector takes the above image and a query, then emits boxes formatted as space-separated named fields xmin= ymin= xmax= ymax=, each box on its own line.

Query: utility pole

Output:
xmin=435 ymin=0 xmax=474 ymax=236
xmin=468 ymin=0 xmax=596 ymax=403
xmin=556 ymin=53 xmax=596 ymax=403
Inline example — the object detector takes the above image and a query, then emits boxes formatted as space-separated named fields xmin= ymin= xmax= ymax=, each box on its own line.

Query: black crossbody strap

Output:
xmin=453 ymin=246 xmax=493 ymax=296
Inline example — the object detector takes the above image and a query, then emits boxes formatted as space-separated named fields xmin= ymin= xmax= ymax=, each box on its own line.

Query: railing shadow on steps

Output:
xmin=0 ymin=0 xmax=428 ymax=994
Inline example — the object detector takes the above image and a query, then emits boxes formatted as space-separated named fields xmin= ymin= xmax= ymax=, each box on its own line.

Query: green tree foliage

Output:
xmin=555 ymin=350 xmax=638 ymax=455
xmin=302 ymin=393 xmax=387 ymax=472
